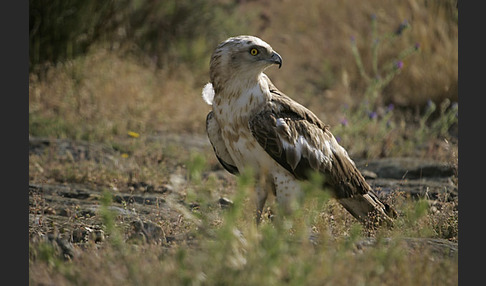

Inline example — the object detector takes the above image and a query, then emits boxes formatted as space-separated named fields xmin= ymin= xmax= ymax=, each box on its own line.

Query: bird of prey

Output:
xmin=204 ymin=35 xmax=396 ymax=226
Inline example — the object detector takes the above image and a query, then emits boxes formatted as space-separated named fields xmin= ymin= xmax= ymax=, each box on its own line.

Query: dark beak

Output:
xmin=270 ymin=51 xmax=282 ymax=69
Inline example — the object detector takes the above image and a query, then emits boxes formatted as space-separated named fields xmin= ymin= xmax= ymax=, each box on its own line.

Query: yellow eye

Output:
xmin=250 ymin=48 xmax=259 ymax=56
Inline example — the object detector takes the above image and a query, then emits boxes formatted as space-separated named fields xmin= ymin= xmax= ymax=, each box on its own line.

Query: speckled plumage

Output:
xmin=205 ymin=35 xmax=396 ymax=225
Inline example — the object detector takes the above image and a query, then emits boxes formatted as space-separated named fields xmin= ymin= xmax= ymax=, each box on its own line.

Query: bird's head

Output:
xmin=209 ymin=35 xmax=282 ymax=90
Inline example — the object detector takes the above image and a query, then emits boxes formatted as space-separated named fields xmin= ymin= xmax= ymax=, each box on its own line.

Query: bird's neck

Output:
xmin=213 ymin=73 xmax=270 ymax=107
xmin=212 ymin=73 xmax=270 ymax=123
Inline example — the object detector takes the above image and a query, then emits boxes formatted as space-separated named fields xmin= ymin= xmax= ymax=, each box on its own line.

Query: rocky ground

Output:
xmin=28 ymin=135 xmax=458 ymax=260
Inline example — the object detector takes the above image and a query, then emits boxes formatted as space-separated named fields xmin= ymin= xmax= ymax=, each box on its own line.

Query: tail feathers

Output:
xmin=328 ymin=146 xmax=397 ymax=227
xmin=338 ymin=191 xmax=396 ymax=227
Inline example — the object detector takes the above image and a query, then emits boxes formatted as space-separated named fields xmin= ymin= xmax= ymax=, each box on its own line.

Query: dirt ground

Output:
xmin=28 ymin=134 xmax=458 ymax=260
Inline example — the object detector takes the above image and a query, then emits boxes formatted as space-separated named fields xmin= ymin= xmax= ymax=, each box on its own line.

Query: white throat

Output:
xmin=215 ymin=73 xmax=270 ymax=113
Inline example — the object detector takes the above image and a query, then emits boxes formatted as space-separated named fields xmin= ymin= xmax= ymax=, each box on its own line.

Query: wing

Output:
xmin=249 ymin=80 xmax=396 ymax=224
xmin=249 ymin=95 xmax=360 ymax=197
xmin=206 ymin=111 xmax=239 ymax=175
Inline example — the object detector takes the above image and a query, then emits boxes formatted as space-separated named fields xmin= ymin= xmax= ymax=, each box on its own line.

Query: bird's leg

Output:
xmin=273 ymin=172 xmax=303 ymax=217
xmin=254 ymin=173 xmax=276 ymax=224
xmin=255 ymin=185 xmax=268 ymax=225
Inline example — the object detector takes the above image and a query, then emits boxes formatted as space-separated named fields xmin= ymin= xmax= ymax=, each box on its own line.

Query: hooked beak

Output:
xmin=270 ymin=51 xmax=282 ymax=69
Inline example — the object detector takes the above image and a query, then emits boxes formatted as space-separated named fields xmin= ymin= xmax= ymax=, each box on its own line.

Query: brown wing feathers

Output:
xmin=206 ymin=111 xmax=239 ymax=175
xmin=250 ymin=85 xmax=397 ymax=225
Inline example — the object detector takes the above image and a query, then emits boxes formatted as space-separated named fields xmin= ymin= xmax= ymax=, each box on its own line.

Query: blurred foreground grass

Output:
xmin=29 ymin=152 xmax=458 ymax=285
xmin=29 ymin=132 xmax=458 ymax=285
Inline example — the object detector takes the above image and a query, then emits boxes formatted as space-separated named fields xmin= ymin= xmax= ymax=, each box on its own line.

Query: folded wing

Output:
xmin=206 ymin=111 xmax=239 ymax=175
xmin=249 ymin=81 xmax=396 ymax=224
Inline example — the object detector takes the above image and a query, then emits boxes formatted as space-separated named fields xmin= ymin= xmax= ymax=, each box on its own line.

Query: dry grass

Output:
xmin=253 ymin=0 xmax=457 ymax=111
xmin=29 ymin=0 xmax=457 ymax=140
xmin=28 ymin=134 xmax=458 ymax=285
xmin=29 ymin=47 xmax=210 ymax=142
xmin=29 ymin=154 xmax=458 ymax=285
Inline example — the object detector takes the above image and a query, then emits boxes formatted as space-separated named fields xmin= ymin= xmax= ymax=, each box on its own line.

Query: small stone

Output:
xmin=92 ymin=230 xmax=105 ymax=242
xmin=72 ymin=228 xmax=87 ymax=243
xmin=219 ymin=197 xmax=234 ymax=209
xmin=361 ymin=170 xmax=377 ymax=179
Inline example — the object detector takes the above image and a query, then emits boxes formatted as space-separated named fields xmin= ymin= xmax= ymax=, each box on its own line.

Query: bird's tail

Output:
xmin=338 ymin=191 xmax=397 ymax=227
xmin=328 ymin=148 xmax=397 ymax=227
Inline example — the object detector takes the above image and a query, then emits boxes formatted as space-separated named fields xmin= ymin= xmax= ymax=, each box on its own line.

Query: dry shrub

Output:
xmin=29 ymin=47 xmax=210 ymax=141
xmin=248 ymin=0 xmax=457 ymax=115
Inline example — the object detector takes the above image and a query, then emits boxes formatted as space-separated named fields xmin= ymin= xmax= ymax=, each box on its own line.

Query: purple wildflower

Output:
xmin=368 ymin=111 xmax=377 ymax=120
xmin=414 ymin=42 xmax=421 ymax=51
xmin=395 ymin=61 xmax=403 ymax=70
xmin=395 ymin=20 xmax=409 ymax=35
xmin=340 ymin=118 xmax=348 ymax=126
xmin=386 ymin=103 xmax=394 ymax=113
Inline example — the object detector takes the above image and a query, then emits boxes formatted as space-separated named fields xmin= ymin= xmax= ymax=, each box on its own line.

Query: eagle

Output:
xmin=204 ymin=35 xmax=396 ymax=226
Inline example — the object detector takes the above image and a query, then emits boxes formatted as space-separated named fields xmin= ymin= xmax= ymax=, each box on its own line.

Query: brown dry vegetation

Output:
xmin=29 ymin=0 xmax=458 ymax=285
xmin=246 ymin=0 xmax=458 ymax=109
xmin=29 ymin=0 xmax=457 ymax=140
xmin=29 ymin=50 xmax=206 ymax=140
